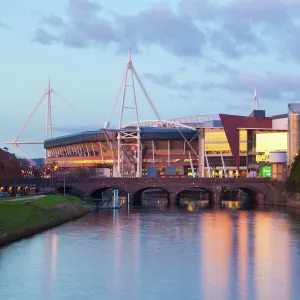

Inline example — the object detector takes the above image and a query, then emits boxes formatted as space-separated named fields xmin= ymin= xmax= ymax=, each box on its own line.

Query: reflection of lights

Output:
xmin=238 ymin=212 xmax=248 ymax=300
xmin=222 ymin=201 xmax=240 ymax=210
xmin=254 ymin=212 xmax=290 ymax=299
xmin=51 ymin=233 xmax=57 ymax=278
xmin=44 ymin=232 xmax=58 ymax=287
xmin=201 ymin=213 xmax=232 ymax=299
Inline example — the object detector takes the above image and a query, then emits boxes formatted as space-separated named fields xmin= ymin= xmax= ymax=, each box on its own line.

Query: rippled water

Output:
xmin=1 ymin=204 xmax=300 ymax=300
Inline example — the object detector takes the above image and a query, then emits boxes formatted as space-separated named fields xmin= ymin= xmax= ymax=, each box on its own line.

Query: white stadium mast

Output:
xmin=103 ymin=50 xmax=163 ymax=178
xmin=6 ymin=79 xmax=53 ymax=170
xmin=104 ymin=50 xmax=162 ymax=129
xmin=252 ymin=88 xmax=259 ymax=110
xmin=6 ymin=79 xmax=86 ymax=169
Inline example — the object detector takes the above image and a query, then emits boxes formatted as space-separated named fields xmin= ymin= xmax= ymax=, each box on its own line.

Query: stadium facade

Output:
xmin=43 ymin=105 xmax=299 ymax=180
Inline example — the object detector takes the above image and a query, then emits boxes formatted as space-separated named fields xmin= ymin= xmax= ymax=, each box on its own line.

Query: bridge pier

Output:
xmin=168 ymin=193 xmax=178 ymax=207
xmin=211 ymin=192 xmax=222 ymax=204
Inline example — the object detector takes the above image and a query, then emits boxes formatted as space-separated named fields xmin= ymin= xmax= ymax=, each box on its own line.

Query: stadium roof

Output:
xmin=44 ymin=127 xmax=197 ymax=148
xmin=168 ymin=114 xmax=221 ymax=125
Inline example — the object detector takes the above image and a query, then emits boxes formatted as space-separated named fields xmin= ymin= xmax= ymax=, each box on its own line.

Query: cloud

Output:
xmin=205 ymin=60 xmax=238 ymax=75
xmin=204 ymin=73 xmax=300 ymax=100
xmin=42 ymin=14 xmax=66 ymax=28
xmin=33 ymin=0 xmax=118 ymax=48
xmin=0 ymin=20 xmax=10 ymax=30
xmin=144 ymin=72 xmax=205 ymax=92
xmin=144 ymin=59 xmax=238 ymax=92
xmin=115 ymin=6 xmax=205 ymax=57
xmin=179 ymin=0 xmax=300 ymax=58
xmin=33 ymin=0 xmax=205 ymax=57
xmin=33 ymin=29 xmax=58 ymax=45
xmin=32 ymin=0 xmax=300 ymax=61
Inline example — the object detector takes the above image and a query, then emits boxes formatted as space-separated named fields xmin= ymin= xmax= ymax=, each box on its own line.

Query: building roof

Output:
xmin=168 ymin=114 xmax=220 ymax=126
xmin=44 ymin=127 xmax=197 ymax=148
xmin=269 ymin=114 xmax=288 ymax=119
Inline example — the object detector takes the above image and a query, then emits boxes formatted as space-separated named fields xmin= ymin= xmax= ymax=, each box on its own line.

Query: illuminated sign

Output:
xmin=260 ymin=166 xmax=271 ymax=178
xmin=256 ymin=154 xmax=269 ymax=162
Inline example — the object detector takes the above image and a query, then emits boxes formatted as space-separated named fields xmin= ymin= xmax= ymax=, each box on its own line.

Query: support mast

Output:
xmin=105 ymin=50 xmax=162 ymax=178
xmin=46 ymin=78 xmax=53 ymax=140
xmin=252 ymin=88 xmax=258 ymax=110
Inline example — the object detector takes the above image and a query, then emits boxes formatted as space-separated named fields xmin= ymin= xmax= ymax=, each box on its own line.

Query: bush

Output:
xmin=285 ymin=150 xmax=300 ymax=193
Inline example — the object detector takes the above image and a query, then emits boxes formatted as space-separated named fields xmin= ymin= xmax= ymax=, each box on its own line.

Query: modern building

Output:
xmin=43 ymin=105 xmax=297 ymax=179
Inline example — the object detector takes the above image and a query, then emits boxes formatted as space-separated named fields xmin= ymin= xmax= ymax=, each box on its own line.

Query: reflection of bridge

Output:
xmin=53 ymin=178 xmax=285 ymax=206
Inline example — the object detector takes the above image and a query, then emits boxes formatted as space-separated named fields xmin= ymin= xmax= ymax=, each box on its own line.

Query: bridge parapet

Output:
xmin=52 ymin=177 xmax=283 ymax=205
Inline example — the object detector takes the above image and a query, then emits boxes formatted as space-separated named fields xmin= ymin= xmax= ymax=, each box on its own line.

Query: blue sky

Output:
xmin=1 ymin=0 xmax=300 ymax=158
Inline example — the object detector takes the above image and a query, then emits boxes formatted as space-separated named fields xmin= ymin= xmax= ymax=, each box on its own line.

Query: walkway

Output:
xmin=3 ymin=195 xmax=46 ymax=202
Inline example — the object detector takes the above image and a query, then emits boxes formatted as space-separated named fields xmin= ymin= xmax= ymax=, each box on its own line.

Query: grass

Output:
xmin=0 ymin=195 xmax=90 ymax=242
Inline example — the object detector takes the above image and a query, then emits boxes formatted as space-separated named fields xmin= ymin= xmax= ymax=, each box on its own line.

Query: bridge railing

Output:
xmin=52 ymin=177 xmax=272 ymax=184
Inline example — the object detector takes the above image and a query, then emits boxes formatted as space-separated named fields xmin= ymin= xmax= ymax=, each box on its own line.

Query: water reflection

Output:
xmin=201 ymin=212 xmax=232 ymax=299
xmin=0 ymin=206 xmax=300 ymax=299
xmin=182 ymin=200 xmax=252 ymax=212
xmin=221 ymin=200 xmax=254 ymax=210
xmin=184 ymin=200 xmax=210 ymax=212
xmin=44 ymin=232 xmax=57 ymax=287
xmin=254 ymin=212 xmax=291 ymax=299
xmin=238 ymin=212 xmax=249 ymax=300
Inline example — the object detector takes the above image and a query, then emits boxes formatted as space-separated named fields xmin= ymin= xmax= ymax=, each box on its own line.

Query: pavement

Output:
xmin=3 ymin=195 xmax=46 ymax=202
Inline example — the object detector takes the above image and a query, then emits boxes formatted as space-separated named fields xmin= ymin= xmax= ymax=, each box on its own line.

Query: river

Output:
xmin=1 ymin=203 xmax=300 ymax=300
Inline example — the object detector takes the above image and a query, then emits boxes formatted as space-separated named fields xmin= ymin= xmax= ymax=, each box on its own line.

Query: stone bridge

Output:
xmin=53 ymin=177 xmax=285 ymax=206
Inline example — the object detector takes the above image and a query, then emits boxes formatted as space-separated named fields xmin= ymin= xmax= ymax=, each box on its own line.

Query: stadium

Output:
xmin=2 ymin=54 xmax=299 ymax=196
xmin=42 ymin=54 xmax=296 ymax=182
xmin=44 ymin=108 xmax=292 ymax=181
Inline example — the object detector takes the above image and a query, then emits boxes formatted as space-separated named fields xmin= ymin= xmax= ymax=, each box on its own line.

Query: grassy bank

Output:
xmin=0 ymin=195 xmax=90 ymax=247
xmin=286 ymin=199 xmax=300 ymax=209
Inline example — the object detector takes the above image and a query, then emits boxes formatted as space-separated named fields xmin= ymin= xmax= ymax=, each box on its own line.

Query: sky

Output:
xmin=1 ymin=0 xmax=300 ymax=158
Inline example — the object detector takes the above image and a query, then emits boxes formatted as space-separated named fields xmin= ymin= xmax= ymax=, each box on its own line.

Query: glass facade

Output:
xmin=239 ymin=130 xmax=247 ymax=154
xmin=253 ymin=132 xmax=287 ymax=164
xmin=256 ymin=132 xmax=287 ymax=153
xmin=205 ymin=129 xmax=231 ymax=154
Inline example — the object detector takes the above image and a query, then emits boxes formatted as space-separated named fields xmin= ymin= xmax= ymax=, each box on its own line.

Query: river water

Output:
xmin=1 ymin=203 xmax=300 ymax=300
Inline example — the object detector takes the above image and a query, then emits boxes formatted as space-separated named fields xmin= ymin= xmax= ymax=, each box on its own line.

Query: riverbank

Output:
xmin=283 ymin=199 xmax=300 ymax=209
xmin=0 ymin=195 xmax=91 ymax=247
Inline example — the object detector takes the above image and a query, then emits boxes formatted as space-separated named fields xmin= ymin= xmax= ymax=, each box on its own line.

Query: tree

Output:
xmin=285 ymin=150 xmax=300 ymax=193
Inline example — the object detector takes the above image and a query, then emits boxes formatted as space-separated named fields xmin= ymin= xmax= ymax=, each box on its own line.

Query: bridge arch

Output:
xmin=221 ymin=184 xmax=266 ymax=203
xmin=56 ymin=185 xmax=87 ymax=198
xmin=88 ymin=185 xmax=129 ymax=199
xmin=176 ymin=187 xmax=214 ymax=206
xmin=131 ymin=186 xmax=171 ymax=206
